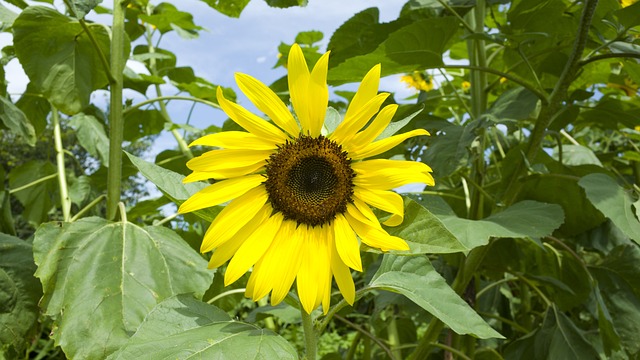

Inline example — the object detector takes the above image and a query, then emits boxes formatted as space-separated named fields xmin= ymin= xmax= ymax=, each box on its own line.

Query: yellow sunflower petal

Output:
xmin=350 ymin=129 xmax=430 ymax=160
xmin=207 ymin=205 xmax=272 ymax=269
xmin=217 ymin=86 xmax=288 ymax=144
xmin=354 ymin=187 xmax=404 ymax=226
xmin=182 ymin=161 xmax=266 ymax=183
xmin=344 ymin=211 xmax=409 ymax=251
xmin=189 ymin=131 xmax=278 ymax=150
xmin=269 ymin=221 xmax=306 ymax=305
xmin=288 ymin=44 xmax=312 ymax=134
xmin=330 ymin=237 xmax=355 ymax=305
xmin=349 ymin=104 xmax=398 ymax=150
xmin=224 ymin=212 xmax=284 ymax=286
xmin=297 ymin=225 xmax=331 ymax=314
xmin=178 ymin=174 xmax=264 ymax=214
xmin=235 ymin=73 xmax=300 ymax=137
xmin=307 ymin=51 xmax=330 ymax=137
xmin=186 ymin=149 xmax=272 ymax=172
xmin=344 ymin=64 xmax=381 ymax=124
xmin=351 ymin=197 xmax=380 ymax=226
xmin=331 ymin=93 xmax=390 ymax=144
xmin=352 ymin=159 xmax=435 ymax=190
xmin=333 ymin=214 xmax=363 ymax=271
xmin=200 ymin=186 xmax=269 ymax=253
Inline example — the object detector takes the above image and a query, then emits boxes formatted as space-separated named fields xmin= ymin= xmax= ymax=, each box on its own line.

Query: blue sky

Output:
xmin=2 ymin=0 xmax=416 ymax=157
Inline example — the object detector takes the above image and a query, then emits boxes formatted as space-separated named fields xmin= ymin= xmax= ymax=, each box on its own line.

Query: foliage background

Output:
xmin=1 ymin=0 xmax=640 ymax=359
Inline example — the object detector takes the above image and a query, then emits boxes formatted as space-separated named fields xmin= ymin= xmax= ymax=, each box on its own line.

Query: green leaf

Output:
xmin=69 ymin=113 xmax=110 ymax=165
xmin=12 ymin=6 xmax=126 ymax=115
xmin=0 ymin=3 xmax=18 ymax=31
xmin=295 ymin=30 xmax=322 ymax=45
xmin=32 ymin=218 xmax=215 ymax=359
xmin=383 ymin=198 xmax=467 ymax=254
xmin=434 ymin=199 xmax=564 ymax=249
xmin=376 ymin=106 xmax=423 ymax=141
xmin=0 ymin=234 xmax=41 ymax=355
xmin=578 ymin=97 xmax=640 ymax=129
xmin=614 ymin=0 xmax=640 ymax=29
xmin=199 ymin=0 xmax=250 ymax=18
xmin=484 ymin=87 xmax=538 ymax=121
xmin=68 ymin=175 xmax=91 ymax=205
xmin=108 ymin=294 xmax=297 ymax=359
xmin=125 ymin=152 xmax=220 ymax=222
xmin=328 ymin=17 xmax=460 ymax=84
xmin=15 ymin=83 xmax=50 ymax=137
xmin=67 ymin=0 xmax=102 ymax=18
xmin=0 ymin=96 xmax=36 ymax=146
xmin=265 ymin=0 xmax=307 ymax=8
xmin=123 ymin=109 xmax=165 ymax=141
xmin=554 ymin=144 xmax=602 ymax=166
xmin=123 ymin=67 xmax=164 ymax=94
xmin=579 ymin=173 xmax=640 ymax=243
xmin=369 ymin=255 xmax=503 ymax=339
xmin=138 ymin=3 xmax=202 ymax=35
xmin=8 ymin=160 xmax=57 ymax=224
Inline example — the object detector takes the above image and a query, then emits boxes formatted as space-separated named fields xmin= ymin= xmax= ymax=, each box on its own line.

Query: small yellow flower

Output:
xmin=621 ymin=0 xmax=638 ymax=7
xmin=607 ymin=77 xmax=638 ymax=97
xmin=401 ymin=71 xmax=434 ymax=92
xmin=179 ymin=44 xmax=434 ymax=314
xmin=499 ymin=77 xmax=507 ymax=84
xmin=462 ymin=81 xmax=471 ymax=92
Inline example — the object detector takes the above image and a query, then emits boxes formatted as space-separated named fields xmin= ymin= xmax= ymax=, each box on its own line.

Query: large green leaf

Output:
xmin=484 ymin=87 xmax=538 ymax=122
xmin=67 ymin=0 xmax=102 ymax=18
xmin=198 ymin=0 xmax=250 ymax=18
xmin=69 ymin=113 xmax=110 ymax=165
xmin=125 ymin=152 xmax=220 ymax=222
xmin=138 ymin=3 xmax=202 ymax=36
xmin=382 ymin=198 xmax=467 ymax=254
xmin=15 ymin=83 xmax=50 ymax=137
xmin=0 ymin=234 xmax=41 ymax=356
xmin=328 ymin=17 xmax=460 ymax=83
xmin=107 ymin=294 xmax=297 ymax=359
xmin=0 ymin=96 xmax=36 ymax=146
xmin=579 ymin=173 xmax=640 ymax=243
xmin=8 ymin=160 xmax=57 ymax=224
xmin=369 ymin=255 xmax=503 ymax=339
xmin=12 ymin=6 xmax=126 ymax=115
xmin=32 ymin=218 xmax=215 ymax=359
xmin=433 ymin=199 xmax=564 ymax=249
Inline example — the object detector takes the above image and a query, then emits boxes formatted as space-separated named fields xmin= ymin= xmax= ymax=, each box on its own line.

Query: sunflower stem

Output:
xmin=51 ymin=106 xmax=71 ymax=222
xmin=300 ymin=306 xmax=317 ymax=360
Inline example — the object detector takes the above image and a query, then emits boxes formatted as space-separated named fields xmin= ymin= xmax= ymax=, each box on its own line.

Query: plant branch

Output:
xmin=334 ymin=314 xmax=398 ymax=360
xmin=51 ymin=107 xmax=71 ymax=222
xmin=8 ymin=173 xmax=57 ymax=194
xmin=123 ymin=95 xmax=220 ymax=115
xmin=300 ymin=306 xmax=317 ymax=360
xmin=579 ymin=52 xmax=640 ymax=66
xmin=70 ymin=194 xmax=106 ymax=222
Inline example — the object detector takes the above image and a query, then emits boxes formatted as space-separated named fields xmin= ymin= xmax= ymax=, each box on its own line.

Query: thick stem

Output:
xmin=106 ymin=0 xmax=126 ymax=220
xmin=387 ymin=312 xmax=403 ymax=360
xmin=51 ymin=107 xmax=71 ymax=222
xmin=300 ymin=307 xmax=317 ymax=360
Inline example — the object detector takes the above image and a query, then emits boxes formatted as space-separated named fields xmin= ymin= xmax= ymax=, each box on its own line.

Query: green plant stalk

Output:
xmin=51 ymin=107 xmax=71 ymax=222
xmin=501 ymin=0 xmax=599 ymax=205
xmin=70 ymin=194 xmax=106 ymax=222
xmin=387 ymin=313 xmax=402 ymax=360
xmin=300 ymin=307 xmax=317 ymax=360
xmin=106 ymin=0 xmax=126 ymax=220
xmin=144 ymin=22 xmax=193 ymax=159
xmin=123 ymin=95 xmax=220 ymax=115
xmin=8 ymin=173 xmax=57 ymax=194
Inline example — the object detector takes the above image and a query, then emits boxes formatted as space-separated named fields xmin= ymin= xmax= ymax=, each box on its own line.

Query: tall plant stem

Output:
xmin=300 ymin=307 xmax=317 ymax=360
xmin=106 ymin=0 xmax=126 ymax=220
xmin=51 ymin=107 xmax=71 ymax=222
xmin=501 ymin=0 xmax=599 ymax=204
xmin=144 ymin=19 xmax=193 ymax=159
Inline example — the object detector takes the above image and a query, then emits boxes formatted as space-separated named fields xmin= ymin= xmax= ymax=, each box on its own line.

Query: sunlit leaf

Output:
xmin=15 ymin=83 xmax=49 ymax=137
xmin=265 ymin=0 xmax=307 ymax=8
xmin=0 ymin=234 xmax=41 ymax=355
xmin=107 ymin=295 xmax=297 ymax=359
xmin=138 ymin=3 xmax=202 ymax=35
xmin=579 ymin=173 xmax=640 ymax=243
xmin=67 ymin=0 xmax=102 ymax=18
xmin=32 ymin=218 xmax=215 ymax=359
xmin=199 ymin=0 xmax=250 ymax=18
xmin=0 ymin=3 xmax=18 ymax=30
xmin=370 ymin=255 xmax=503 ymax=339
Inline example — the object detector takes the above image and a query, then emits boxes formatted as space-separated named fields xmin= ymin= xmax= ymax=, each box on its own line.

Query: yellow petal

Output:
xmin=307 ymin=51 xmax=330 ymax=137
xmin=235 ymin=73 xmax=300 ymax=137
xmin=200 ymin=186 xmax=269 ymax=253
xmin=344 ymin=211 xmax=409 ymax=251
xmin=186 ymin=149 xmax=272 ymax=172
xmin=224 ymin=212 xmax=284 ymax=285
xmin=351 ymin=197 xmax=380 ymax=226
xmin=350 ymin=129 xmax=430 ymax=160
xmin=207 ymin=205 xmax=272 ymax=269
xmin=269 ymin=221 xmax=305 ymax=305
xmin=183 ymin=162 xmax=266 ymax=183
xmin=297 ymin=225 xmax=331 ymax=314
xmin=330 ymin=236 xmax=355 ymax=305
xmin=288 ymin=44 xmax=311 ymax=134
xmin=331 ymin=93 xmax=389 ymax=144
xmin=352 ymin=159 xmax=435 ymax=190
xmin=333 ymin=214 xmax=363 ymax=271
xmin=189 ymin=131 xmax=278 ymax=150
xmin=344 ymin=64 xmax=381 ymax=124
xmin=178 ymin=174 xmax=264 ymax=214
xmin=349 ymin=104 xmax=398 ymax=150
xmin=217 ymin=86 xmax=288 ymax=144
xmin=354 ymin=187 xmax=404 ymax=226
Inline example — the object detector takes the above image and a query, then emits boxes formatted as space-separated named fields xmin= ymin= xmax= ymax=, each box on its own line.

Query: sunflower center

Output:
xmin=265 ymin=135 xmax=355 ymax=226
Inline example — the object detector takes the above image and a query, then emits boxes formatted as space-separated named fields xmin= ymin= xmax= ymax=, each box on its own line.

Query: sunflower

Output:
xmin=179 ymin=44 xmax=434 ymax=314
